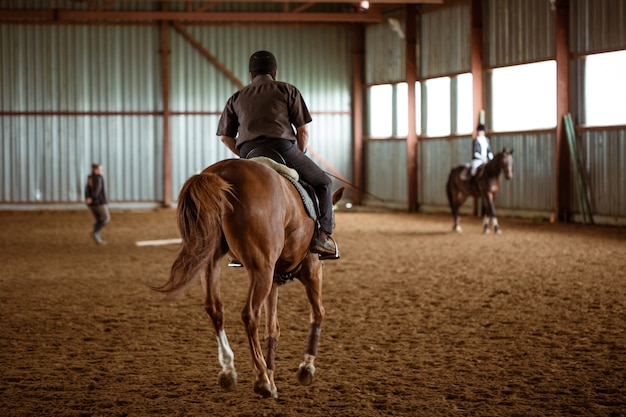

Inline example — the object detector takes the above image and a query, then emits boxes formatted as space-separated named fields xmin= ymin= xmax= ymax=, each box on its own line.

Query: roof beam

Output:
xmin=0 ymin=9 xmax=386 ymax=23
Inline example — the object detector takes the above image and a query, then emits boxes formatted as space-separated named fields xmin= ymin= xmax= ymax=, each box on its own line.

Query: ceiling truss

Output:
xmin=0 ymin=0 xmax=443 ymax=24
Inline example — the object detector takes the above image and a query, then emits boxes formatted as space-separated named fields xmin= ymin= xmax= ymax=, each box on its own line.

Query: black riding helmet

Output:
xmin=249 ymin=50 xmax=277 ymax=77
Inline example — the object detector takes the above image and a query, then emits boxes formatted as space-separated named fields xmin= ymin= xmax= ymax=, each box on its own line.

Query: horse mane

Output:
xmin=482 ymin=149 xmax=507 ymax=177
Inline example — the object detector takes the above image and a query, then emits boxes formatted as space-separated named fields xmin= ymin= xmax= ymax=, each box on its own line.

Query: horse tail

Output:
xmin=151 ymin=172 xmax=234 ymax=300
xmin=445 ymin=169 xmax=455 ymax=211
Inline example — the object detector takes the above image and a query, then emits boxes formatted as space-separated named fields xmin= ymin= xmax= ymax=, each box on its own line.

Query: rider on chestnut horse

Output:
xmin=217 ymin=50 xmax=338 ymax=259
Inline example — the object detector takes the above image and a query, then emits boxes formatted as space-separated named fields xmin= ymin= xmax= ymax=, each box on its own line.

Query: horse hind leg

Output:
xmin=493 ymin=217 xmax=501 ymax=234
xmin=261 ymin=284 xmax=280 ymax=398
xmin=241 ymin=268 xmax=277 ymax=399
xmin=201 ymin=260 xmax=238 ymax=392
xmin=216 ymin=329 xmax=237 ymax=391
xmin=296 ymin=324 xmax=319 ymax=386
xmin=482 ymin=215 xmax=491 ymax=234
xmin=296 ymin=259 xmax=325 ymax=386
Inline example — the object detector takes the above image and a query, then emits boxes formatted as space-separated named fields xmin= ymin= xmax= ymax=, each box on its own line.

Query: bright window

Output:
xmin=425 ymin=76 xmax=451 ymax=136
xmin=415 ymin=81 xmax=422 ymax=135
xmin=585 ymin=50 xmax=626 ymax=126
xmin=368 ymin=84 xmax=393 ymax=137
xmin=456 ymin=73 xmax=473 ymax=134
xmin=423 ymin=74 xmax=471 ymax=136
xmin=491 ymin=61 xmax=556 ymax=131
xmin=396 ymin=82 xmax=408 ymax=137
xmin=367 ymin=83 xmax=413 ymax=138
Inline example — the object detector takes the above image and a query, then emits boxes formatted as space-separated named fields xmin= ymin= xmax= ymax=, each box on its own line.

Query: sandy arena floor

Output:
xmin=1 ymin=208 xmax=625 ymax=416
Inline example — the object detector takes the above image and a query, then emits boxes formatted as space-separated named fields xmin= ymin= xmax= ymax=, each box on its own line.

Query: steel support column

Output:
xmin=160 ymin=18 xmax=172 ymax=207
xmin=406 ymin=4 xmax=418 ymax=212
xmin=351 ymin=24 xmax=365 ymax=205
xmin=555 ymin=0 xmax=571 ymax=222
xmin=471 ymin=0 xmax=484 ymax=217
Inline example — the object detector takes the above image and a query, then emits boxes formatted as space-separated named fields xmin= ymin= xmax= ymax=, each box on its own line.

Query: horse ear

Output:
xmin=509 ymin=149 xmax=514 ymax=155
xmin=332 ymin=187 xmax=345 ymax=205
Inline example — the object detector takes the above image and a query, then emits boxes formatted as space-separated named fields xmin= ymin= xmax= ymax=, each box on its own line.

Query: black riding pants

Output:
xmin=240 ymin=138 xmax=334 ymax=234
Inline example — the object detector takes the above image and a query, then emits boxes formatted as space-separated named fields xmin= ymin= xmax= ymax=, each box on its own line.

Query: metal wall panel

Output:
xmin=418 ymin=132 xmax=556 ymax=214
xmin=418 ymin=137 xmax=471 ymax=207
xmin=364 ymin=140 xmax=407 ymax=207
xmin=0 ymin=25 xmax=162 ymax=205
xmin=0 ymin=23 xmax=352 ymax=206
xmin=0 ymin=115 xmax=162 ymax=203
xmin=365 ymin=20 xmax=406 ymax=84
xmin=484 ymin=0 xmax=555 ymax=67
xmin=420 ymin=2 xmax=471 ymax=78
xmin=489 ymin=132 xmax=556 ymax=213
xmin=578 ymin=129 xmax=626 ymax=218
xmin=571 ymin=0 xmax=626 ymax=54
xmin=168 ymin=25 xmax=353 ymax=201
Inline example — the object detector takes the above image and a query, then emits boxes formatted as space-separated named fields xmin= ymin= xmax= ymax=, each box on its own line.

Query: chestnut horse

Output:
xmin=446 ymin=149 xmax=514 ymax=234
xmin=151 ymin=158 xmax=343 ymax=399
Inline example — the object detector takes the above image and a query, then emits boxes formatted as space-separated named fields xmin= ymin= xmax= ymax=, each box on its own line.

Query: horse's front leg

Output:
xmin=480 ymin=193 xmax=491 ymax=234
xmin=484 ymin=192 xmax=501 ymax=234
xmin=262 ymin=283 xmax=280 ymax=397
xmin=242 ymin=269 xmax=277 ymax=399
xmin=296 ymin=257 xmax=325 ymax=386
xmin=452 ymin=190 xmax=469 ymax=233
xmin=201 ymin=262 xmax=238 ymax=391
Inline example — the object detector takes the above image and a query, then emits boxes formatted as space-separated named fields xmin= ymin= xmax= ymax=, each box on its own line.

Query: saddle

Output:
xmin=236 ymin=148 xmax=328 ymax=282
xmin=246 ymin=148 xmax=319 ymax=222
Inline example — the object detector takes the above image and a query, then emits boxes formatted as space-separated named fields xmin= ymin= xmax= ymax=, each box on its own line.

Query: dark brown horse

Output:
xmin=446 ymin=149 xmax=514 ymax=234
xmin=151 ymin=158 xmax=344 ymax=399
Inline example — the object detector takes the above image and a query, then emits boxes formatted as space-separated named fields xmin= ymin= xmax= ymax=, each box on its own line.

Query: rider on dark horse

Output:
xmin=469 ymin=123 xmax=494 ymax=185
xmin=217 ymin=50 xmax=338 ymax=258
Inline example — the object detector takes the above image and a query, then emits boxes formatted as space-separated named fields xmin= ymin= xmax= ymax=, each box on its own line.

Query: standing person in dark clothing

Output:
xmin=85 ymin=163 xmax=110 ymax=245
xmin=216 ymin=50 xmax=338 ymax=258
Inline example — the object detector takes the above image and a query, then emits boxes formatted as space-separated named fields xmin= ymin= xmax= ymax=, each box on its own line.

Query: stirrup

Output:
xmin=318 ymin=235 xmax=340 ymax=260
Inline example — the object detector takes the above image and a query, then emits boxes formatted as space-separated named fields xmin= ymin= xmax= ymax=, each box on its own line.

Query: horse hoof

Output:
xmin=218 ymin=370 xmax=238 ymax=391
xmin=254 ymin=381 xmax=278 ymax=399
xmin=483 ymin=227 xmax=490 ymax=234
xmin=453 ymin=225 xmax=462 ymax=233
xmin=495 ymin=227 xmax=502 ymax=234
xmin=296 ymin=362 xmax=315 ymax=386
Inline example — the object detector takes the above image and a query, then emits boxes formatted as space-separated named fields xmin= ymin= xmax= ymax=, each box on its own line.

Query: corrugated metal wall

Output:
xmin=484 ymin=0 xmax=554 ymax=67
xmin=363 ymin=18 xmax=408 ymax=205
xmin=489 ymin=132 xmax=556 ymax=213
xmin=420 ymin=1 xmax=471 ymax=78
xmin=578 ymin=129 xmax=626 ymax=219
xmin=168 ymin=25 xmax=353 ymax=201
xmin=364 ymin=140 xmax=407 ymax=208
xmin=418 ymin=137 xmax=471 ymax=208
xmin=0 ymin=25 xmax=162 ymax=205
xmin=419 ymin=132 xmax=557 ymax=215
xmin=570 ymin=0 xmax=626 ymax=54
xmin=569 ymin=0 xmax=626 ymax=222
xmin=365 ymin=20 xmax=406 ymax=84
xmin=0 ymin=22 xmax=352 ymax=206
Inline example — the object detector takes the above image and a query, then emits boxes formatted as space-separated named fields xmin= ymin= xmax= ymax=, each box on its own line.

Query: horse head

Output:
xmin=500 ymin=148 xmax=514 ymax=180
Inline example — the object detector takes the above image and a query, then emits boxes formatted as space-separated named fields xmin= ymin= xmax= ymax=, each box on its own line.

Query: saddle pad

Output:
xmin=250 ymin=157 xmax=317 ymax=222
xmin=279 ymin=174 xmax=318 ymax=222
xmin=250 ymin=157 xmax=299 ymax=181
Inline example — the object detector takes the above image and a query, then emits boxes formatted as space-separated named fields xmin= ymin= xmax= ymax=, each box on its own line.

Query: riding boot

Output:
xmin=310 ymin=229 xmax=338 ymax=258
